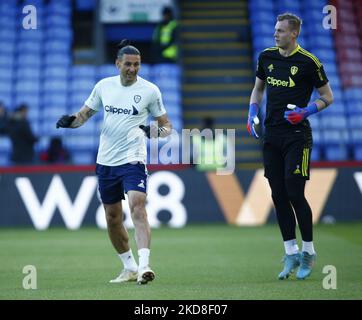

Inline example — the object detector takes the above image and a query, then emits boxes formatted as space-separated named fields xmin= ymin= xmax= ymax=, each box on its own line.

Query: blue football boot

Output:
xmin=296 ymin=252 xmax=316 ymax=280
xmin=278 ymin=253 xmax=301 ymax=280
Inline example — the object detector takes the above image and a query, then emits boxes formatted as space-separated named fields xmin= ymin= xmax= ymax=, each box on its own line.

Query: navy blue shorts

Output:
xmin=95 ymin=162 xmax=148 ymax=204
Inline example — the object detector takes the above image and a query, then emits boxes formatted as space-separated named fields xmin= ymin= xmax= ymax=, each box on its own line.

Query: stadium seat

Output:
xmin=18 ymin=54 xmax=42 ymax=68
xmin=0 ymin=28 xmax=16 ymax=41
xmin=71 ymin=151 xmax=96 ymax=164
xmin=71 ymin=65 xmax=97 ymax=79
xmin=70 ymin=92 xmax=90 ymax=109
xmin=70 ymin=79 xmax=95 ymax=92
xmin=44 ymin=66 xmax=69 ymax=79
xmin=46 ymin=15 xmax=71 ymax=28
xmin=98 ymin=64 xmax=117 ymax=80
xmin=311 ymin=146 xmax=321 ymax=161
xmin=248 ymin=0 xmax=274 ymax=10
xmin=0 ymin=40 xmax=16 ymax=54
xmin=43 ymin=79 xmax=68 ymax=93
xmin=0 ymin=54 xmax=14 ymax=68
xmin=152 ymin=64 xmax=181 ymax=79
xmin=320 ymin=115 xmax=348 ymax=130
xmin=15 ymin=67 xmax=41 ymax=81
xmin=45 ymin=27 xmax=73 ymax=41
xmin=45 ymin=40 xmax=71 ymax=53
xmin=45 ymin=54 xmax=71 ymax=66
xmin=0 ymin=137 xmax=11 ymax=152
xmin=324 ymin=145 xmax=349 ymax=161
xmin=15 ymin=80 xmax=41 ymax=94
xmin=43 ymin=93 xmax=68 ymax=109
xmin=14 ymin=94 xmax=40 ymax=110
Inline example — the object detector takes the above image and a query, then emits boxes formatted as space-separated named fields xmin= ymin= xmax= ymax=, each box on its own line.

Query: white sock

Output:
xmin=118 ymin=249 xmax=138 ymax=272
xmin=302 ymin=241 xmax=316 ymax=255
xmin=138 ymin=248 xmax=150 ymax=270
xmin=284 ymin=239 xmax=299 ymax=255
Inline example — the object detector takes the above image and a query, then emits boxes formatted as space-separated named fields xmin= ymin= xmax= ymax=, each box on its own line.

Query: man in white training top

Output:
xmin=56 ymin=39 xmax=172 ymax=285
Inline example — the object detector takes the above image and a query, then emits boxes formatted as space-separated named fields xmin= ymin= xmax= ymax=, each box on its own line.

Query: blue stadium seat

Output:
xmin=276 ymin=0 xmax=301 ymax=11
xmin=43 ymin=106 xmax=67 ymax=118
xmin=15 ymin=80 xmax=41 ymax=94
xmin=350 ymin=129 xmax=362 ymax=146
xmin=152 ymin=64 xmax=181 ymax=79
xmin=76 ymin=0 xmax=97 ymax=11
xmin=248 ymin=0 xmax=274 ymax=10
xmin=0 ymin=54 xmax=14 ymax=67
xmin=323 ymin=62 xmax=338 ymax=75
xmin=25 ymin=106 xmax=40 ymax=122
xmin=71 ymin=151 xmax=96 ymax=164
xmin=324 ymin=145 xmax=349 ymax=161
xmin=15 ymin=67 xmax=41 ymax=81
xmin=322 ymin=129 xmax=349 ymax=146
xmin=345 ymin=101 xmax=362 ymax=115
xmin=65 ymin=134 xmax=96 ymax=151
xmin=327 ymin=74 xmax=341 ymax=88
xmin=42 ymin=79 xmax=68 ymax=93
xmin=0 ymin=82 xmax=12 ymax=94
xmin=19 ymin=29 xmax=44 ymax=41
xmin=45 ymin=27 xmax=72 ymax=41
xmin=0 ymin=40 xmax=15 ymax=55
xmin=0 ymin=1 xmax=17 ymax=16
xmin=0 ymin=93 xmax=12 ymax=108
xmin=153 ymin=78 xmax=180 ymax=91
xmin=42 ymin=121 xmax=67 ymax=137
xmin=46 ymin=14 xmax=71 ymax=28
xmin=44 ymin=40 xmax=70 ymax=53
xmin=320 ymin=115 xmax=347 ymax=129
xmin=311 ymin=49 xmax=336 ymax=62
xmin=321 ymin=102 xmax=345 ymax=116
xmin=253 ymin=36 xmax=275 ymax=49
xmin=139 ymin=64 xmax=151 ymax=80
xmin=71 ymin=65 xmax=97 ymax=79
xmin=47 ymin=1 xmax=72 ymax=16
xmin=14 ymin=94 xmax=40 ymax=110
xmin=308 ymin=116 xmax=320 ymax=129
xmin=45 ymin=54 xmax=71 ymax=66
xmin=70 ymin=79 xmax=95 ymax=92
xmin=17 ymin=40 xmax=43 ymax=53
xmin=70 ymin=92 xmax=90 ymax=109
xmin=348 ymin=116 xmax=362 ymax=129
xmin=0 ymin=137 xmax=11 ymax=152
xmin=44 ymin=66 xmax=69 ymax=79
xmin=250 ymin=10 xmax=275 ymax=22
xmin=98 ymin=64 xmax=117 ymax=80
xmin=43 ymin=93 xmax=68 ymax=109
xmin=0 ymin=28 xmax=16 ymax=41
xmin=18 ymin=54 xmax=42 ymax=68
xmin=251 ymin=22 xmax=275 ymax=36
xmin=311 ymin=146 xmax=321 ymax=161
xmin=23 ymin=0 xmax=45 ymax=6
xmin=353 ymin=146 xmax=362 ymax=161
xmin=344 ymin=88 xmax=362 ymax=101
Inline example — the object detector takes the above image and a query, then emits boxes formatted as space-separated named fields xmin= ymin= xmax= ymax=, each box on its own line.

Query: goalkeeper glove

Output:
xmin=247 ymin=103 xmax=260 ymax=139
xmin=284 ymin=103 xmax=318 ymax=125
xmin=56 ymin=115 xmax=76 ymax=128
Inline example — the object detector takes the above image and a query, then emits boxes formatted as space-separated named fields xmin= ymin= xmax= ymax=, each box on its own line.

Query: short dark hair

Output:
xmin=277 ymin=13 xmax=302 ymax=35
xmin=117 ymin=39 xmax=140 ymax=59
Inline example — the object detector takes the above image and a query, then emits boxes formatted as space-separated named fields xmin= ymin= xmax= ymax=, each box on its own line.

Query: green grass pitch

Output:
xmin=0 ymin=224 xmax=361 ymax=300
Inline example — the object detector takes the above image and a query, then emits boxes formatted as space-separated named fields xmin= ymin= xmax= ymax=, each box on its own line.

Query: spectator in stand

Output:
xmin=0 ymin=102 xmax=8 ymax=135
xmin=152 ymin=6 xmax=178 ymax=63
xmin=40 ymin=137 xmax=71 ymax=164
xmin=7 ymin=104 xmax=38 ymax=165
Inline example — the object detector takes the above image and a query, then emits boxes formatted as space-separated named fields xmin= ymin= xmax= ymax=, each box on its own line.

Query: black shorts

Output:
xmin=263 ymin=131 xmax=313 ymax=180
